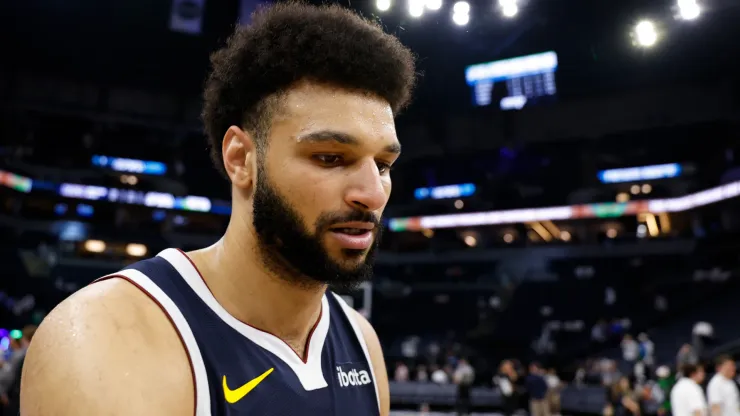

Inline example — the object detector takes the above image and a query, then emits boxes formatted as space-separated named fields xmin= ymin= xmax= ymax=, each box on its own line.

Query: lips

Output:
xmin=328 ymin=222 xmax=376 ymax=250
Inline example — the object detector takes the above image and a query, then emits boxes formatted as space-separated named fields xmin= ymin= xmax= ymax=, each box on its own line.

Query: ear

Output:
xmin=222 ymin=125 xmax=257 ymax=189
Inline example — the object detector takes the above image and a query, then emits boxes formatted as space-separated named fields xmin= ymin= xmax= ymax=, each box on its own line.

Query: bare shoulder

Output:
xmin=350 ymin=309 xmax=390 ymax=416
xmin=21 ymin=278 xmax=194 ymax=416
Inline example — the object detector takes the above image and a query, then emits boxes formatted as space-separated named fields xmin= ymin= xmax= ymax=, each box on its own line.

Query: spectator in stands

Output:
xmin=655 ymin=366 xmax=676 ymax=416
xmin=677 ymin=344 xmax=699 ymax=372
xmin=416 ymin=365 xmax=429 ymax=382
xmin=622 ymin=334 xmax=640 ymax=372
xmin=606 ymin=376 xmax=642 ymax=416
xmin=707 ymin=355 xmax=739 ymax=416
xmin=638 ymin=333 xmax=655 ymax=370
xmin=453 ymin=358 xmax=475 ymax=416
xmin=526 ymin=362 xmax=551 ymax=416
xmin=394 ymin=361 xmax=409 ymax=382
xmin=431 ymin=364 xmax=449 ymax=384
xmin=592 ymin=319 xmax=608 ymax=345
xmin=496 ymin=360 xmax=520 ymax=416
xmin=546 ymin=368 xmax=563 ymax=416
xmin=670 ymin=363 xmax=707 ymax=416
xmin=1 ymin=325 xmax=36 ymax=414
xmin=602 ymin=360 xmax=623 ymax=387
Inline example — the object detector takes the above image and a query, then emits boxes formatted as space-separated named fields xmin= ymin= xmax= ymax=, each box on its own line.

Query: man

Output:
xmin=707 ymin=355 xmax=739 ymax=416
xmin=526 ymin=362 xmax=551 ymax=416
xmin=20 ymin=3 xmax=416 ymax=415
xmin=671 ymin=363 xmax=708 ymax=416
xmin=453 ymin=358 xmax=475 ymax=416
xmin=496 ymin=360 xmax=519 ymax=416
xmin=545 ymin=368 xmax=563 ymax=416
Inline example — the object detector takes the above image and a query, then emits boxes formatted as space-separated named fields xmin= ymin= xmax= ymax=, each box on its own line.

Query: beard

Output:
xmin=251 ymin=162 xmax=382 ymax=292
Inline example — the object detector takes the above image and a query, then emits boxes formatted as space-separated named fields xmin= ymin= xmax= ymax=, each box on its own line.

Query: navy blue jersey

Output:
xmin=97 ymin=248 xmax=380 ymax=416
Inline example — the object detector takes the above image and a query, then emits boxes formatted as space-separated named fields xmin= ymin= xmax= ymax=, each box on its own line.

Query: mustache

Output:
xmin=317 ymin=210 xmax=381 ymax=229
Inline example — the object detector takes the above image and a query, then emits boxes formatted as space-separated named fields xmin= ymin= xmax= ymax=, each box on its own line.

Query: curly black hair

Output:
xmin=202 ymin=1 xmax=417 ymax=177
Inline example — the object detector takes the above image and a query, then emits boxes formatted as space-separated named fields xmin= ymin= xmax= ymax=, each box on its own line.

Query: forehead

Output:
xmin=274 ymin=82 xmax=398 ymax=146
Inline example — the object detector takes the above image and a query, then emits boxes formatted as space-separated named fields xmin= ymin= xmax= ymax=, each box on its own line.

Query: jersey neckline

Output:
xmin=157 ymin=248 xmax=330 ymax=391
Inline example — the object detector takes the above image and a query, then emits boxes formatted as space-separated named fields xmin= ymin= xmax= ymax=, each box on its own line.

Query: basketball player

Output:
xmin=20 ymin=3 xmax=416 ymax=415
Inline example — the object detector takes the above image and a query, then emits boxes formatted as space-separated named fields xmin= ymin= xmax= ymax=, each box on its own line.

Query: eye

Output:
xmin=377 ymin=162 xmax=393 ymax=175
xmin=313 ymin=154 xmax=344 ymax=166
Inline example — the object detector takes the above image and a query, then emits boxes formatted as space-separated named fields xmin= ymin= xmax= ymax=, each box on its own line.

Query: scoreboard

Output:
xmin=465 ymin=51 xmax=558 ymax=110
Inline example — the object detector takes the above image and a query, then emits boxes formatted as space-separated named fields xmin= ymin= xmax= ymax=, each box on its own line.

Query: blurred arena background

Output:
xmin=2 ymin=0 xmax=740 ymax=414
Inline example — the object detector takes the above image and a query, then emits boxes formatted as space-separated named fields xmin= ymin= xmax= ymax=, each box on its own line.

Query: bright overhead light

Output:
xmin=409 ymin=0 xmax=425 ymax=17
xmin=376 ymin=0 xmax=392 ymax=11
xmin=452 ymin=10 xmax=469 ymax=25
xmin=678 ymin=1 xmax=701 ymax=20
xmin=453 ymin=1 xmax=470 ymax=14
xmin=502 ymin=3 xmax=518 ymax=17
xmin=634 ymin=20 xmax=658 ymax=48
xmin=426 ymin=0 xmax=442 ymax=11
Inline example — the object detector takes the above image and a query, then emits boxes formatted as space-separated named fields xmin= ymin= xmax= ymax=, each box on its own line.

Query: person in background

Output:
xmin=496 ymin=360 xmax=520 ymax=416
xmin=394 ymin=361 xmax=409 ymax=382
xmin=605 ymin=376 xmax=641 ymax=416
xmin=592 ymin=319 xmax=608 ymax=345
xmin=416 ymin=365 xmax=429 ymax=382
xmin=431 ymin=364 xmax=449 ymax=384
xmin=707 ymin=355 xmax=739 ymax=416
xmin=546 ymin=368 xmax=563 ymax=416
xmin=671 ymin=363 xmax=707 ymax=416
xmin=655 ymin=365 xmax=676 ymax=416
xmin=638 ymin=333 xmax=655 ymax=371
xmin=453 ymin=358 xmax=475 ymax=416
xmin=678 ymin=344 xmax=699 ymax=372
xmin=1 ymin=326 xmax=36 ymax=415
xmin=526 ymin=362 xmax=551 ymax=416
xmin=622 ymin=334 xmax=640 ymax=374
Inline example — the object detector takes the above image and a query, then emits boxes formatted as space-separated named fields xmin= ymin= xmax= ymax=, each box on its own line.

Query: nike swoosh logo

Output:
xmin=222 ymin=368 xmax=274 ymax=404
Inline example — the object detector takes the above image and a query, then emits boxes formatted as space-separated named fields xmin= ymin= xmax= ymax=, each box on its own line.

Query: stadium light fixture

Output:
xmin=409 ymin=0 xmax=425 ymax=17
xmin=453 ymin=1 xmax=470 ymax=13
xmin=452 ymin=11 xmax=470 ymax=25
xmin=426 ymin=0 xmax=443 ymax=11
xmin=376 ymin=0 xmax=392 ymax=11
xmin=499 ymin=0 xmax=518 ymax=18
xmin=677 ymin=0 xmax=701 ymax=20
xmin=452 ymin=1 xmax=470 ymax=25
xmin=634 ymin=20 xmax=658 ymax=48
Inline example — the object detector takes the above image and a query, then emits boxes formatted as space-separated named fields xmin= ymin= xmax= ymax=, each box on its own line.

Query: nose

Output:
xmin=344 ymin=159 xmax=389 ymax=212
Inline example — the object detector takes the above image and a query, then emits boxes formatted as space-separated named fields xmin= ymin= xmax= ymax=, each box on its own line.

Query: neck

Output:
xmin=187 ymin=216 xmax=325 ymax=355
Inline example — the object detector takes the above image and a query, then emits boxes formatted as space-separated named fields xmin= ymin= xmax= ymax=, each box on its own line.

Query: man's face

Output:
xmin=250 ymin=82 xmax=399 ymax=291
xmin=696 ymin=367 xmax=706 ymax=383
xmin=721 ymin=361 xmax=736 ymax=378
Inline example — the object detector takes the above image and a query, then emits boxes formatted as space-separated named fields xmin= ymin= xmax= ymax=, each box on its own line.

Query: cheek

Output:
xmin=279 ymin=167 xmax=337 ymax=225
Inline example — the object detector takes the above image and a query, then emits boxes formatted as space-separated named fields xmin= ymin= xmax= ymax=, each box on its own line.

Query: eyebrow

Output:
xmin=296 ymin=130 xmax=401 ymax=154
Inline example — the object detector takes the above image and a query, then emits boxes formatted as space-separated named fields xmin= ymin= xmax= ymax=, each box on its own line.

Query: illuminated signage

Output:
xmin=389 ymin=179 xmax=740 ymax=231
xmin=59 ymin=183 xmax=212 ymax=213
xmin=414 ymin=183 xmax=476 ymax=200
xmin=465 ymin=51 xmax=558 ymax=109
xmin=0 ymin=170 xmax=32 ymax=193
xmin=92 ymin=155 xmax=167 ymax=176
xmin=598 ymin=163 xmax=682 ymax=184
